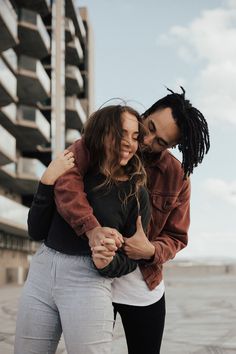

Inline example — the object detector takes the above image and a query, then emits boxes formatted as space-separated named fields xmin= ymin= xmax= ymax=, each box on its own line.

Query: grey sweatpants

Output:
xmin=14 ymin=244 xmax=114 ymax=354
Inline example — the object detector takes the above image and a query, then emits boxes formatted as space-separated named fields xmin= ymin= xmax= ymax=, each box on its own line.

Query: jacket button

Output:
xmin=163 ymin=201 xmax=171 ymax=210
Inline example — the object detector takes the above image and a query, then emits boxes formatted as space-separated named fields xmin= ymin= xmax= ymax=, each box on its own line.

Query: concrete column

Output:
xmin=51 ymin=0 xmax=65 ymax=158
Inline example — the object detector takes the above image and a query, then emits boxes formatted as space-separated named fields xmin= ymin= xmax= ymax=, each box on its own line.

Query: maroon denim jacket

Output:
xmin=55 ymin=139 xmax=190 ymax=290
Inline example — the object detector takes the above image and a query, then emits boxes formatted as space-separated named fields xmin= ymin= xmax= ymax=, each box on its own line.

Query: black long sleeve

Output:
xmin=27 ymin=182 xmax=55 ymax=241
xmin=97 ymin=249 xmax=137 ymax=278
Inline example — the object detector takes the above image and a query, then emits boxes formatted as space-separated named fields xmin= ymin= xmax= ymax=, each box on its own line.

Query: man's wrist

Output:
xmin=145 ymin=243 xmax=155 ymax=260
xmin=85 ymin=227 xmax=99 ymax=239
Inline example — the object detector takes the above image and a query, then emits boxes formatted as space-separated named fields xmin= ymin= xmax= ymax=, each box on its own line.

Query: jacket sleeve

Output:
xmin=54 ymin=138 xmax=100 ymax=236
xmin=27 ymin=182 xmax=55 ymax=241
xmin=97 ymin=187 xmax=151 ymax=278
xmin=147 ymin=178 xmax=191 ymax=266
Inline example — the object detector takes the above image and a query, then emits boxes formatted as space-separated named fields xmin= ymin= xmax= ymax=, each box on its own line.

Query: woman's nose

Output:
xmin=122 ymin=137 xmax=132 ymax=147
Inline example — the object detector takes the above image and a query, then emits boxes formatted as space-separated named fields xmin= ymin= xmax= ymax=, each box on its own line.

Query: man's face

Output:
xmin=142 ymin=107 xmax=181 ymax=153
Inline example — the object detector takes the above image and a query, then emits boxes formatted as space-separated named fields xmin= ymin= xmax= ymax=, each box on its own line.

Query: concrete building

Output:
xmin=0 ymin=0 xmax=94 ymax=286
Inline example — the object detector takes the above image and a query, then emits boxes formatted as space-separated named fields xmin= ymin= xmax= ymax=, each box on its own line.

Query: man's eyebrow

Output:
xmin=151 ymin=120 xmax=169 ymax=146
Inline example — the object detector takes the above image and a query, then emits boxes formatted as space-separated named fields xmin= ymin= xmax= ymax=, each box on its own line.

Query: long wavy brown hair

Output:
xmin=83 ymin=104 xmax=146 ymax=204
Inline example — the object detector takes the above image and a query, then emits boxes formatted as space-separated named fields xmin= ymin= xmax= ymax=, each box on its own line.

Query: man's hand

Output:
xmin=86 ymin=226 xmax=123 ymax=249
xmin=123 ymin=216 xmax=155 ymax=260
xmin=92 ymin=238 xmax=116 ymax=269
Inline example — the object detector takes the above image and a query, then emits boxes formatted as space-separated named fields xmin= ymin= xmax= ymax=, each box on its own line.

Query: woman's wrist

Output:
xmin=40 ymin=171 xmax=56 ymax=185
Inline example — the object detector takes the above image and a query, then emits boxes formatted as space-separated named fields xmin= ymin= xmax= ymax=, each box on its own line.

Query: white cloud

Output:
xmin=157 ymin=4 xmax=236 ymax=125
xmin=176 ymin=8 xmax=236 ymax=62
xmin=176 ymin=230 xmax=236 ymax=260
xmin=227 ymin=0 xmax=236 ymax=8
xmin=202 ymin=178 xmax=236 ymax=206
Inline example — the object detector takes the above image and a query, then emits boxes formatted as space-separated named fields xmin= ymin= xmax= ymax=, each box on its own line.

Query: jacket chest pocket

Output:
xmin=151 ymin=193 xmax=179 ymax=213
xmin=150 ymin=193 xmax=180 ymax=233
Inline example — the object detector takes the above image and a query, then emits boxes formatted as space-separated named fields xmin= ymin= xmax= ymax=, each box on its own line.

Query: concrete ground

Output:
xmin=0 ymin=263 xmax=236 ymax=354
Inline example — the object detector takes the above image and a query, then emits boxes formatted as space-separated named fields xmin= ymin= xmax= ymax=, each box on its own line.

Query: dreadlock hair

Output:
xmin=142 ymin=87 xmax=210 ymax=178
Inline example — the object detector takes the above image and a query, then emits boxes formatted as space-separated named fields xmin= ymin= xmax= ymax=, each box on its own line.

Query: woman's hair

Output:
xmin=83 ymin=104 xmax=146 ymax=203
xmin=142 ymin=87 xmax=210 ymax=178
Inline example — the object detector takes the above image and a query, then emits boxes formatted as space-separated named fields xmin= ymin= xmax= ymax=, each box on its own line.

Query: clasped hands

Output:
xmin=86 ymin=216 xmax=155 ymax=269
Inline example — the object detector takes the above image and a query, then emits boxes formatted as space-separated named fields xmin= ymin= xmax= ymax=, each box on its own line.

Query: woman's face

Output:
xmin=104 ymin=111 xmax=139 ymax=166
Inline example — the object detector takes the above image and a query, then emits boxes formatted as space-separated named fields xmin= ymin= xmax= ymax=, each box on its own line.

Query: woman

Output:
xmin=14 ymin=105 xmax=151 ymax=354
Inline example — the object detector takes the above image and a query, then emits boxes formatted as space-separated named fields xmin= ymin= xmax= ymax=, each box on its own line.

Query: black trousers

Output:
xmin=113 ymin=294 xmax=166 ymax=354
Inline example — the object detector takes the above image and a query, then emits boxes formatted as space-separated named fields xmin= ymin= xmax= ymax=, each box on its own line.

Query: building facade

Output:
xmin=0 ymin=0 xmax=93 ymax=286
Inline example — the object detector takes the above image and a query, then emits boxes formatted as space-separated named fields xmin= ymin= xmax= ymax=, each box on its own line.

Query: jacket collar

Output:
xmin=144 ymin=149 xmax=171 ymax=173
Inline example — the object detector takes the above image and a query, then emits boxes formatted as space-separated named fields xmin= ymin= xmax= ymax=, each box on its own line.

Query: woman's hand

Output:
xmin=86 ymin=227 xmax=124 ymax=249
xmin=92 ymin=238 xmax=117 ymax=269
xmin=41 ymin=150 xmax=75 ymax=185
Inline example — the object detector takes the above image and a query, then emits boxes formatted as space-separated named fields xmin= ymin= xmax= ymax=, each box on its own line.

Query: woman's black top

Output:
xmin=28 ymin=171 xmax=151 ymax=278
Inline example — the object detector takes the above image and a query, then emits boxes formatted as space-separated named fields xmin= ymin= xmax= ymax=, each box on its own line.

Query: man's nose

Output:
xmin=143 ymin=133 xmax=154 ymax=146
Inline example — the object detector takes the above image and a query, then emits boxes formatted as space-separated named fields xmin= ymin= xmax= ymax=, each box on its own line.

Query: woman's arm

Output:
xmin=54 ymin=139 xmax=100 ymax=235
xmin=28 ymin=151 xmax=74 ymax=241
xmin=28 ymin=183 xmax=55 ymax=241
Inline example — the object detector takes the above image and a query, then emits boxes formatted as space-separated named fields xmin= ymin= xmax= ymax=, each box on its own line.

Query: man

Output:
xmin=54 ymin=87 xmax=210 ymax=353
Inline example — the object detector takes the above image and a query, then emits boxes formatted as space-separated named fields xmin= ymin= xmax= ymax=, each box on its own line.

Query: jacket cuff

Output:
xmin=73 ymin=216 xmax=100 ymax=236
xmin=140 ymin=243 xmax=160 ymax=267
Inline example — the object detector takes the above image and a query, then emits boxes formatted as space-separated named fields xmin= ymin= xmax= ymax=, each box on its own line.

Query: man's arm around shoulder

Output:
xmin=54 ymin=139 xmax=100 ymax=236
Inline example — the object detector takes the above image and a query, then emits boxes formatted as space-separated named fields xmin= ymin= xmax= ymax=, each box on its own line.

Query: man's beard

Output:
xmin=140 ymin=148 xmax=161 ymax=167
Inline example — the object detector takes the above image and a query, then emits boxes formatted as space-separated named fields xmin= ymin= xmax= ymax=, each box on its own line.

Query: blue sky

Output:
xmin=77 ymin=0 xmax=236 ymax=261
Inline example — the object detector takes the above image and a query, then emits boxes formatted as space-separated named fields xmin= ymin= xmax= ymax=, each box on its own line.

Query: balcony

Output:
xmin=0 ymin=104 xmax=17 ymax=131
xmin=0 ymin=156 xmax=46 ymax=195
xmin=17 ymin=105 xmax=50 ymax=150
xmin=0 ymin=125 xmax=16 ymax=165
xmin=1 ymin=48 xmax=17 ymax=74
xmin=0 ymin=163 xmax=17 ymax=192
xmin=0 ymin=0 xmax=18 ymax=52
xmin=66 ymin=96 xmax=86 ymax=131
xmin=65 ymin=17 xmax=75 ymax=43
xmin=66 ymin=37 xmax=84 ymax=65
xmin=80 ymin=98 xmax=89 ymax=117
xmin=17 ymin=8 xmax=50 ymax=59
xmin=0 ymin=158 xmax=40 ymax=195
xmin=65 ymin=65 xmax=84 ymax=95
xmin=65 ymin=0 xmax=86 ymax=44
xmin=0 ymin=58 xmax=17 ymax=106
xmin=66 ymin=129 xmax=81 ymax=146
xmin=0 ymin=103 xmax=17 ymax=145
xmin=0 ymin=195 xmax=28 ymax=237
xmin=14 ymin=157 xmax=45 ymax=193
xmin=18 ymin=157 xmax=45 ymax=177
xmin=12 ymin=0 xmax=51 ymax=17
xmin=17 ymin=55 xmax=50 ymax=104
xmin=0 ymin=104 xmax=50 ymax=151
